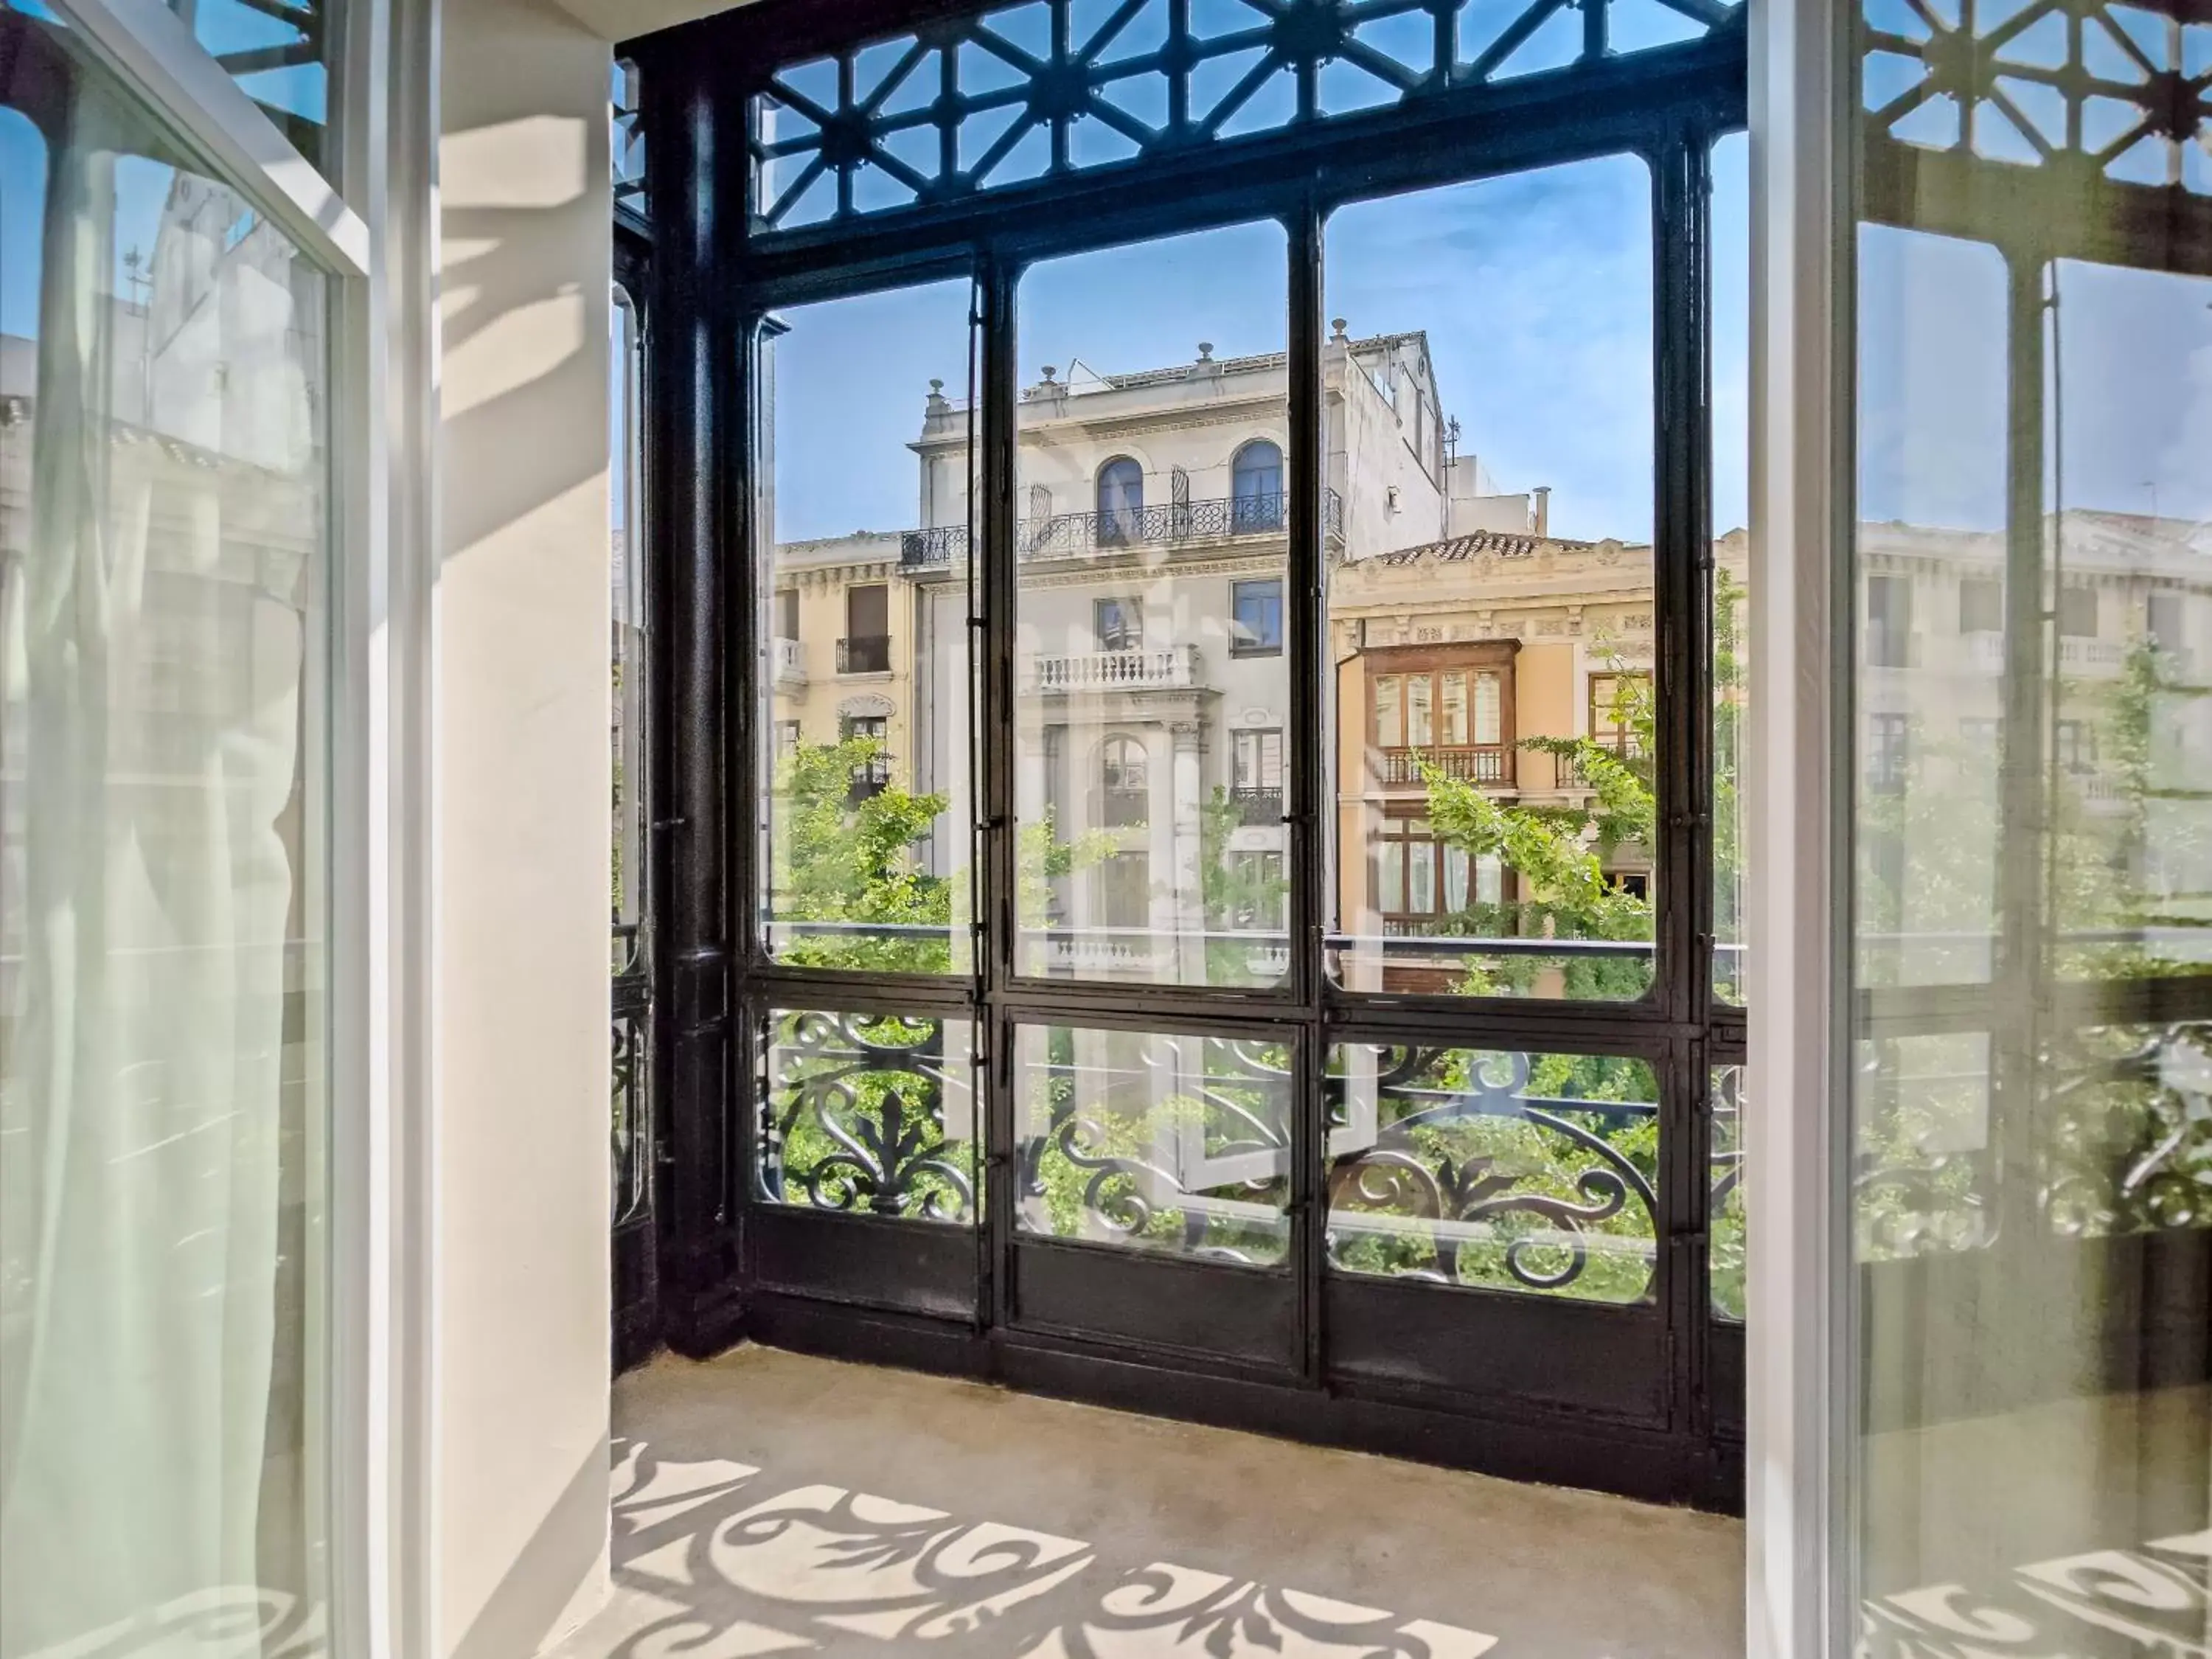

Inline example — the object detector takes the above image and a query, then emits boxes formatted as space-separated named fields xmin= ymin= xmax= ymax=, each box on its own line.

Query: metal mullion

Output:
xmin=981 ymin=252 xmax=1021 ymax=1336
xmin=1652 ymin=119 xmax=1715 ymax=1447
xmin=1323 ymin=1011 xmax=1674 ymax=1068
xmin=746 ymin=973 xmax=979 ymax=1020
xmin=1287 ymin=189 xmax=1328 ymax=1387
xmin=994 ymin=1003 xmax=1304 ymax=1048
xmin=734 ymin=247 xmax=989 ymax=314
xmin=989 ymin=983 xmax=1312 ymax=1031
xmin=1991 ymin=249 xmax=2052 ymax=1256
xmin=1321 ymin=992 xmax=1689 ymax=1057
xmin=1652 ymin=121 xmax=1712 ymax=1034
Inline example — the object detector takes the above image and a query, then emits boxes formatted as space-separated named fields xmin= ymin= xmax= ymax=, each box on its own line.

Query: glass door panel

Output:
xmin=1849 ymin=24 xmax=2212 ymax=1638
xmin=1 ymin=13 xmax=333 ymax=1642
xmin=758 ymin=280 xmax=978 ymax=975
xmin=1323 ymin=154 xmax=1662 ymax=1002
xmin=1012 ymin=222 xmax=1292 ymax=990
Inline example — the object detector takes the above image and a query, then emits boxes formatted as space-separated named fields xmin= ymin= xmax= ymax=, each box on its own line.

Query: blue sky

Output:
xmin=771 ymin=136 xmax=2207 ymax=548
xmin=7 ymin=55 xmax=2202 ymax=548
xmin=771 ymin=151 xmax=1724 ymax=546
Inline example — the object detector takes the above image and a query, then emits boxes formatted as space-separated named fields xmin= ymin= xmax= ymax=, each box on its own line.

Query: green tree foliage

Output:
xmin=771 ymin=736 xmax=958 ymax=973
xmin=1416 ymin=633 xmax=1665 ymax=1003
xmin=1199 ymin=787 xmax=1291 ymax=986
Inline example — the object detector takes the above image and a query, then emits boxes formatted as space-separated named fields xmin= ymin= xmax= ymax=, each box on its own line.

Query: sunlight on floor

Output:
xmin=548 ymin=1347 xmax=1745 ymax=1658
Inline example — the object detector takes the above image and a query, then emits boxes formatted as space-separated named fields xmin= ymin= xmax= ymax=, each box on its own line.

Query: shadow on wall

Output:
xmin=441 ymin=103 xmax=605 ymax=567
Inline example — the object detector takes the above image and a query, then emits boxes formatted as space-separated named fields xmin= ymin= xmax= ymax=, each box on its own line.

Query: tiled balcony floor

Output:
xmin=548 ymin=1345 xmax=1745 ymax=1658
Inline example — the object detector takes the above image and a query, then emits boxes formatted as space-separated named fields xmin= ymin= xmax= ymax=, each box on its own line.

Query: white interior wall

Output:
xmin=435 ymin=0 xmax=613 ymax=1651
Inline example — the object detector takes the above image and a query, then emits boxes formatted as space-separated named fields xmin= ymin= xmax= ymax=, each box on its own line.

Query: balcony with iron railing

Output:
xmin=1377 ymin=745 xmax=1512 ymax=787
xmin=1230 ymin=785 xmax=1284 ymax=825
xmin=901 ymin=489 xmax=1343 ymax=567
xmin=1029 ymin=644 xmax=1202 ymax=694
xmin=837 ymin=634 xmax=891 ymax=675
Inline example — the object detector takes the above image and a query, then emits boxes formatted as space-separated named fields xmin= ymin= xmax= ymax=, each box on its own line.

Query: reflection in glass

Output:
xmin=1015 ymin=1023 xmax=1292 ymax=1264
xmin=1853 ymin=226 xmax=2008 ymax=991
xmin=1850 ymin=66 xmax=2212 ymax=1635
xmin=1324 ymin=155 xmax=1694 ymax=1001
xmin=2047 ymin=258 xmax=2212 ymax=984
xmin=611 ymin=282 xmax=652 ymax=1231
xmin=757 ymin=1009 xmax=979 ymax=1224
xmin=1 ymin=18 xmax=330 ymax=1642
xmin=171 ymin=0 xmax=333 ymax=173
xmin=759 ymin=282 xmax=976 ymax=974
xmin=1713 ymin=130 xmax=1750 ymax=1004
xmin=1709 ymin=1065 xmax=1745 ymax=1321
xmin=1012 ymin=223 xmax=1291 ymax=987
xmin=1325 ymin=1046 xmax=1660 ymax=1303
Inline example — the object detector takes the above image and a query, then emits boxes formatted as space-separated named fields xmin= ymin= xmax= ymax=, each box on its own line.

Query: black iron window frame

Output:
xmin=627 ymin=0 xmax=1749 ymax=1510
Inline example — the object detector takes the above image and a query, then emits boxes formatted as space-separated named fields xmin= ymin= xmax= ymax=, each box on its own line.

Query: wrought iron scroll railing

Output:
xmin=612 ymin=921 xmax=653 ymax=1231
xmin=900 ymin=489 xmax=1343 ymax=566
xmin=748 ymin=0 xmax=1747 ymax=235
xmin=1015 ymin=1037 xmax=1298 ymax=1267
xmin=1231 ymin=785 xmax=1284 ymax=824
xmin=758 ymin=1009 xmax=981 ymax=1223
xmin=1324 ymin=1047 xmax=1665 ymax=1301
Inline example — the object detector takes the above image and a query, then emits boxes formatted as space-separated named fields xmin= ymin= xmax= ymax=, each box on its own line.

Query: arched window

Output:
xmin=1098 ymin=736 xmax=1149 ymax=827
xmin=1231 ymin=439 xmax=1283 ymax=530
xmin=1096 ymin=456 xmax=1144 ymax=546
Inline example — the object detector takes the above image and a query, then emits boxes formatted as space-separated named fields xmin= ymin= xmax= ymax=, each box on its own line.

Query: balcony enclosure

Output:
xmin=619 ymin=0 xmax=1752 ymax=1512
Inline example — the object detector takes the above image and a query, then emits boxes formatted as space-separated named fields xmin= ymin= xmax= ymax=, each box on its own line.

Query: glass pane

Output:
xmin=1713 ymin=130 xmax=1749 ymax=1004
xmin=1326 ymin=154 xmax=1658 ymax=1000
xmin=1851 ymin=55 xmax=2212 ymax=1635
xmin=1015 ymin=1023 xmax=1292 ymax=1265
xmin=2048 ymin=257 xmax=2212 ymax=982
xmin=759 ymin=281 xmax=976 ymax=974
xmin=757 ymin=1009 xmax=980 ymax=1223
xmin=1014 ymin=221 xmax=1291 ymax=987
xmin=611 ymin=282 xmax=651 ymax=1230
xmin=1 ymin=19 xmax=330 ymax=1640
xmin=1709 ymin=1064 xmax=1744 ymax=1321
xmin=1325 ymin=1046 xmax=1659 ymax=1303
xmin=1854 ymin=226 xmax=2008 ymax=990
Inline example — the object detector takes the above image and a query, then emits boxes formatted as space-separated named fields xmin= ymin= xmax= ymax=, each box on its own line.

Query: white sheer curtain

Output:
xmin=1 ymin=41 xmax=324 ymax=1655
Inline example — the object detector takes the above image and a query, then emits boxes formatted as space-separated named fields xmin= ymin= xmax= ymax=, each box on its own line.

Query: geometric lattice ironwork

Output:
xmin=1862 ymin=0 xmax=2212 ymax=195
xmin=752 ymin=0 xmax=1744 ymax=231
xmin=614 ymin=56 xmax=647 ymax=218
xmin=171 ymin=0 xmax=330 ymax=168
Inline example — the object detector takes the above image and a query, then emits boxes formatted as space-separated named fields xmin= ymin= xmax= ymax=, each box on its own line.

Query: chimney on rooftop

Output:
xmin=1533 ymin=485 xmax=1551 ymax=538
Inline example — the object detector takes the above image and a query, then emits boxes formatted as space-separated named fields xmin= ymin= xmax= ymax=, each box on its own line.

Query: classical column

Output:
xmin=1169 ymin=719 xmax=1205 ymax=982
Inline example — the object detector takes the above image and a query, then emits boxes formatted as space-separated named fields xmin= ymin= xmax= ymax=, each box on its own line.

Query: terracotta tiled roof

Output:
xmin=1371 ymin=529 xmax=1596 ymax=565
